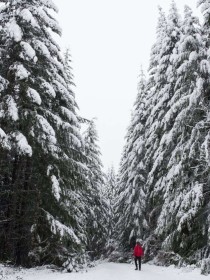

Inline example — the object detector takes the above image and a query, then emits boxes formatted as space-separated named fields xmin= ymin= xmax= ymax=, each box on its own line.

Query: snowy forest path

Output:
xmin=7 ymin=262 xmax=206 ymax=280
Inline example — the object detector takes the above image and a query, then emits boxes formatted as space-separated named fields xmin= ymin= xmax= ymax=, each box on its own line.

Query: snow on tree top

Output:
xmin=27 ymin=88 xmax=42 ymax=105
xmin=0 ymin=128 xmax=10 ymax=150
xmin=36 ymin=6 xmax=61 ymax=35
xmin=61 ymin=106 xmax=77 ymax=123
xmin=10 ymin=63 xmax=30 ymax=80
xmin=40 ymin=0 xmax=59 ymax=13
xmin=20 ymin=41 xmax=37 ymax=62
xmin=11 ymin=131 xmax=32 ymax=156
xmin=36 ymin=114 xmax=57 ymax=145
xmin=19 ymin=8 xmax=39 ymax=27
xmin=34 ymin=39 xmax=51 ymax=59
xmin=51 ymin=175 xmax=61 ymax=201
xmin=6 ymin=19 xmax=22 ymax=42
xmin=41 ymin=81 xmax=56 ymax=98
xmin=6 ymin=96 xmax=19 ymax=121
xmin=189 ymin=51 xmax=198 ymax=62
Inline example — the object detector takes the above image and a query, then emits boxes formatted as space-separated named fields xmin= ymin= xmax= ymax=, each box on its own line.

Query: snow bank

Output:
xmin=0 ymin=262 xmax=207 ymax=280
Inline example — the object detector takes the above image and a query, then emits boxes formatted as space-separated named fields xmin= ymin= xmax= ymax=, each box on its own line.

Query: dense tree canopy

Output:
xmin=116 ymin=0 xmax=210 ymax=269
xmin=0 ymin=0 xmax=210 ymax=274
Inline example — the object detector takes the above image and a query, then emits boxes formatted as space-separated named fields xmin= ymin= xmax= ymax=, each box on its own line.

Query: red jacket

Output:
xmin=133 ymin=244 xmax=144 ymax=257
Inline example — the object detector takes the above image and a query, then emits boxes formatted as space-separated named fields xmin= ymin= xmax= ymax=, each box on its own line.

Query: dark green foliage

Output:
xmin=116 ymin=69 xmax=149 ymax=251
xmin=0 ymin=0 xmax=88 ymax=268
xmin=116 ymin=1 xmax=210 ymax=272
xmin=83 ymin=120 xmax=107 ymax=260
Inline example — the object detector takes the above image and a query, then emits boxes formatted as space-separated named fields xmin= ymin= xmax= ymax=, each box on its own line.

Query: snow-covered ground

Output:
xmin=0 ymin=262 xmax=208 ymax=280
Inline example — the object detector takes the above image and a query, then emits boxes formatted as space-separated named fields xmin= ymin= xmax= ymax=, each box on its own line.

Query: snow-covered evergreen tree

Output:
xmin=83 ymin=119 xmax=107 ymax=259
xmin=144 ymin=2 xmax=181 ymax=240
xmin=147 ymin=6 xmax=167 ymax=91
xmin=116 ymin=69 xmax=148 ymax=252
xmin=0 ymin=0 xmax=88 ymax=268
xmin=115 ymin=0 xmax=210 ymax=268
xmin=102 ymin=166 xmax=118 ymax=255
xmin=153 ymin=5 xmax=210 ymax=259
xmin=63 ymin=48 xmax=75 ymax=87
xmin=195 ymin=0 xmax=210 ymax=262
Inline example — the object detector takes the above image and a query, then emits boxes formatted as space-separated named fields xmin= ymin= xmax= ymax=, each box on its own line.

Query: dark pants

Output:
xmin=135 ymin=256 xmax=141 ymax=270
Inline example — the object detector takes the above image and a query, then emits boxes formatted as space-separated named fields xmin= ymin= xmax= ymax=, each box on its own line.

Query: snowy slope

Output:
xmin=0 ymin=262 xmax=207 ymax=280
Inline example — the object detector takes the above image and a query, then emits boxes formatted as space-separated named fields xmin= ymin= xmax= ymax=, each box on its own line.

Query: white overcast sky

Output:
xmin=53 ymin=0 xmax=201 ymax=171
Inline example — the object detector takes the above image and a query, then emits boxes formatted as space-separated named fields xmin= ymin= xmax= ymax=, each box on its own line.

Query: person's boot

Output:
xmin=135 ymin=267 xmax=138 ymax=270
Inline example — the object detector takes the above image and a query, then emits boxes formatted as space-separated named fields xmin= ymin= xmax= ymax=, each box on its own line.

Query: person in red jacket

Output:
xmin=133 ymin=240 xmax=144 ymax=271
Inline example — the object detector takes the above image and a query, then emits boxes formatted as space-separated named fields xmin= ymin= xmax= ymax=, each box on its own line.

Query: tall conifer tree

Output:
xmin=154 ymin=5 xmax=209 ymax=257
xmin=83 ymin=120 xmax=107 ymax=259
xmin=103 ymin=166 xmax=117 ymax=252
xmin=0 ymin=0 xmax=87 ymax=268
xmin=144 ymin=2 xmax=181 ymax=238
xmin=116 ymin=69 xmax=148 ymax=251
